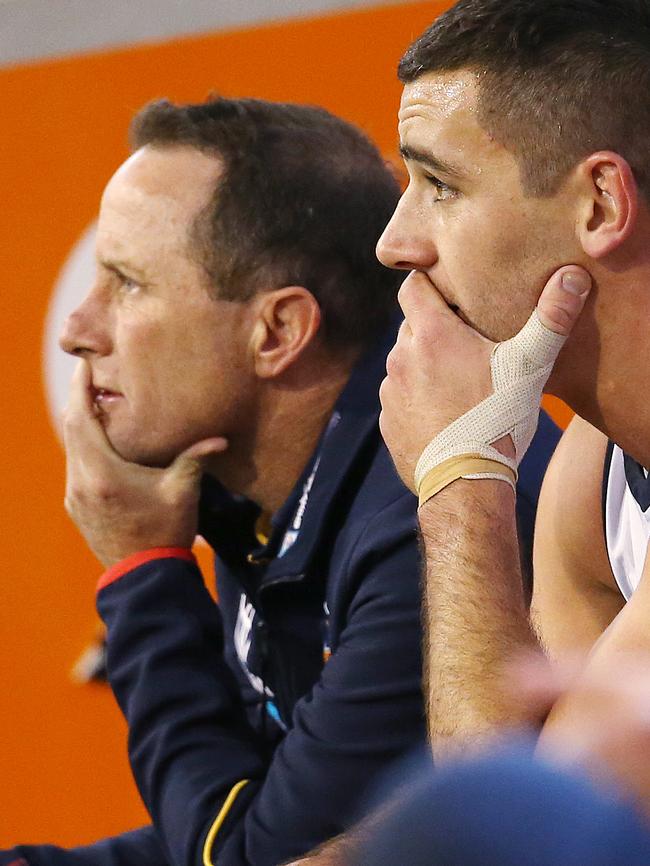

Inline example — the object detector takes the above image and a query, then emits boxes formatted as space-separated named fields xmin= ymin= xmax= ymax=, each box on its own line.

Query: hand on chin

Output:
xmin=63 ymin=360 xmax=228 ymax=568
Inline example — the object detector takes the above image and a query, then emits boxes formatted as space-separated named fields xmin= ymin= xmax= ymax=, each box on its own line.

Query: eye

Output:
xmin=424 ymin=173 xmax=456 ymax=202
xmin=116 ymin=271 xmax=141 ymax=294
xmin=122 ymin=276 xmax=139 ymax=292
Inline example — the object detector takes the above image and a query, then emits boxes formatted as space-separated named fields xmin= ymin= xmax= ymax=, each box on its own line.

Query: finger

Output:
xmin=536 ymin=266 xmax=591 ymax=336
xmin=65 ymin=359 xmax=95 ymax=418
xmin=169 ymin=437 xmax=229 ymax=484
xmin=63 ymin=360 xmax=114 ymax=455
xmin=397 ymin=270 xmax=464 ymax=331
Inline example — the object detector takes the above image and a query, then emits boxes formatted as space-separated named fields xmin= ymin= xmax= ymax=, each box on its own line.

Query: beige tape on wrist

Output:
xmin=417 ymin=454 xmax=517 ymax=508
xmin=414 ymin=309 xmax=567 ymax=492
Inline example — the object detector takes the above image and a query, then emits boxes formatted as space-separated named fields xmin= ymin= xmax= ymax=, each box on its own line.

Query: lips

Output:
xmin=92 ymin=385 xmax=123 ymax=404
xmin=417 ymin=271 xmax=462 ymax=316
xmin=410 ymin=270 xmax=470 ymax=326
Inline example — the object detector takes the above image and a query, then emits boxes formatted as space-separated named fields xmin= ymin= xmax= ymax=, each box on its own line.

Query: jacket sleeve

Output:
xmin=95 ymin=496 xmax=424 ymax=866
xmin=0 ymin=825 xmax=166 ymax=866
xmin=95 ymin=551 xmax=266 ymax=866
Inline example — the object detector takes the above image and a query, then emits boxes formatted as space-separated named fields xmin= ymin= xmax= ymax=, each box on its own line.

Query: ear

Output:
xmin=576 ymin=151 xmax=638 ymax=259
xmin=249 ymin=287 xmax=321 ymax=379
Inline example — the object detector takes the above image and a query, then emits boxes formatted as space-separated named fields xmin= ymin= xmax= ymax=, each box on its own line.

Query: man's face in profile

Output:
xmin=377 ymin=70 xmax=580 ymax=342
xmin=59 ymin=145 xmax=255 ymax=467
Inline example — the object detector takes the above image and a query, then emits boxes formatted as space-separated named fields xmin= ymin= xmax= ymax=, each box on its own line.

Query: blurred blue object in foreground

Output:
xmin=355 ymin=746 xmax=650 ymax=866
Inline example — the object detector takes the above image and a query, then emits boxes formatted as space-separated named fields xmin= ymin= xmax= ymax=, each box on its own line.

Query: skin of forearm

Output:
xmin=284 ymin=787 xmax=418 ymax=866
xmin=284 ymin=830 xmax=362 ymax=866
xmin=420 ymin=479 xmax=539 ymax=756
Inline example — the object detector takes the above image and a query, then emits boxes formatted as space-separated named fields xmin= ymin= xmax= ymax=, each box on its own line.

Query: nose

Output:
xmin=59 ymin=288 xmax=111 ymax=358
xmin=376 ymin=189 xmax=438 ymax=271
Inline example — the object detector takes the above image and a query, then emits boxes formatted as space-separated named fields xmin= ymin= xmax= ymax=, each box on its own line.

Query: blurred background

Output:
xmin=0 ymin=0 xmax=571 ymax=846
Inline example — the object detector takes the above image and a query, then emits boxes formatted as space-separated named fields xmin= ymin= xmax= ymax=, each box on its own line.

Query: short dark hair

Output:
xmin=399 ymin=0 xmax=650 ymax=199
xmin=130 ymin=97 xmax=402 ymax=352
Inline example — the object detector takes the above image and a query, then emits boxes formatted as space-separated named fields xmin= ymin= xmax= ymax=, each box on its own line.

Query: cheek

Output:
xmin=484 ymin=212 xmax=558 ymax=311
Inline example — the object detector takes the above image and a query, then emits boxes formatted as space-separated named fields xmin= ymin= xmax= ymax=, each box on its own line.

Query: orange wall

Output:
xmin=0 ymin=0 xmax=571 ymax=846
xmin=0 ymin=0 xmax=447 ymax=846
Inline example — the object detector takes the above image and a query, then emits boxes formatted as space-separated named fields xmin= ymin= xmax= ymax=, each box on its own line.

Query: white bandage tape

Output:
xmin=414 ymin=309 xmax=566 ymax=492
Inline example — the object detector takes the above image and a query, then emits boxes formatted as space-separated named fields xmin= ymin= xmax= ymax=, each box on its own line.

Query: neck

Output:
xmin=207 ymin=353 xmax=355 ymax=514
xmin=550 ymin=265 xmax=650 ymax=467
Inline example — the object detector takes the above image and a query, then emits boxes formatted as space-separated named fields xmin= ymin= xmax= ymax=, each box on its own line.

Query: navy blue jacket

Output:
xmin=1 ymin=328 xmax=559 ymax=866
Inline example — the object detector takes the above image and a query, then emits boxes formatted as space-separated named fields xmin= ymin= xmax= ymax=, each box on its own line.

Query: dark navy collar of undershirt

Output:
xmin=623 ymin=452 xmax=650 ymax=512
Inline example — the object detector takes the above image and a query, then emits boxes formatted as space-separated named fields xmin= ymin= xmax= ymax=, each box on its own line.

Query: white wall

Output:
xmin=0 ymin=0 xmax=416 ymax=67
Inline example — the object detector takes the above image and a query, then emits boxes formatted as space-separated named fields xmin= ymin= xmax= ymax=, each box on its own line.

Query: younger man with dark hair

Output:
xmin=295 ymin=4 xmax=650 ymax=863
xmin=378 ymin=0 xmax=650 ymax=779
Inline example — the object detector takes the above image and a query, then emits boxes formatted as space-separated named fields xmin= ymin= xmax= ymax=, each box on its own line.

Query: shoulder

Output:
xmin=535 ymin=414 xmax=610 ymax=575
xmin=532 ymin=415 xmax=624 ymax=652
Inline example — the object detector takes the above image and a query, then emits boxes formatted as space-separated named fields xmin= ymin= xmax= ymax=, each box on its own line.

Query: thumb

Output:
xmin=169 ymin=437 xmax=229 ymax=485
xmin=536 ymin=265 xmax=591 ymax=336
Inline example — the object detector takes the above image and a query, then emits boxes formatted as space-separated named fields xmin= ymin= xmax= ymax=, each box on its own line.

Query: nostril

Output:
xmin=59 ymin=312 xmax=94 ymax=357
xmin=59 ymin=331 xmax=85 ymax=356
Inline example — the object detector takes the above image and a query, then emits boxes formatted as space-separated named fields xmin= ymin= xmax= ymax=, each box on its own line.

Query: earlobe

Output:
xmin=578 ymin=152 xmax=638 ymax=259
xmin=252 ymin=287 xmax=321 ymax=379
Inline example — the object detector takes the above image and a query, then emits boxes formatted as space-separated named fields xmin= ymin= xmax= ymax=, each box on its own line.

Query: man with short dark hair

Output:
xmin=1 ymin=96 xmax=557 ymax=866
xmin=378 ymin=0 xmax=650 ymax=762
xmin=291 ymin=5 xmax=650 ymax=863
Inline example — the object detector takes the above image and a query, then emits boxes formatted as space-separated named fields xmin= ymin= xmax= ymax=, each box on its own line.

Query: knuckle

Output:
xmin=397 ymin=281 xmax=411 ymax=306
xmin=544 ymin=301 xmax=573 ymax=333
xmin=385 ymin=346 xmax=403 ymax=378
xmin=81 ymin=477 xmax=116 ymax=502
xmin=397 ymin=281 xmax=420 ymax=318
xmin=95 ymin=484 xmax=113 ymax=502
xmin=378 ymin=376 xmax=389 ymax=406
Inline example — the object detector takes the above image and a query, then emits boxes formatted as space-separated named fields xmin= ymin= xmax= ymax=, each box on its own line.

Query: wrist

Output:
xmin=97 ymin=546 xmax=196 ymax=593
xmin=419 ymin=473 xmax=516 ymax=520
xmin=417 ymin=454 xmax=516 ymax=508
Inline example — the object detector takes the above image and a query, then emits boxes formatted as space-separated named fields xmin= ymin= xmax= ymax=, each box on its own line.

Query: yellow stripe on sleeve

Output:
xmin=202 ymin=779 xmax=251 ymax=866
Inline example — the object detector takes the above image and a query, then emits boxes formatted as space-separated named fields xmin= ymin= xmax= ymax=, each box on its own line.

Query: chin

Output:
xmin=464 ymin=313 xmax=501 ymax=342
xmin=107 ymin=434 xmax=177 ymax=468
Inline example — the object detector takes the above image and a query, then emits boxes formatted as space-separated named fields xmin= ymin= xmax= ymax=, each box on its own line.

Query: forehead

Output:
xmin=398 ymin=70 xmax=505 ymax=175
xmin=97 ymin=145 xmax=222 ymax=259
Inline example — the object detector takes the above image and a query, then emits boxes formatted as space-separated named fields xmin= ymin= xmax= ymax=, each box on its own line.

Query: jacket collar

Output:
xmin=199 ymin=318 xmax=398 ymax=584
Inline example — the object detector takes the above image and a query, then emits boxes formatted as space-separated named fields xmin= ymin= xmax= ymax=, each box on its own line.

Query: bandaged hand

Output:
xmin=379 ymin=266 xmax=591 ymax=502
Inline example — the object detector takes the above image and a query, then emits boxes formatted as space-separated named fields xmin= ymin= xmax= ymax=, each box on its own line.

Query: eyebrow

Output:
xmin=100 ymin=259 xmax=148 ymax=281
xmin=399 ymin=144 xmax=466 ymax=180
